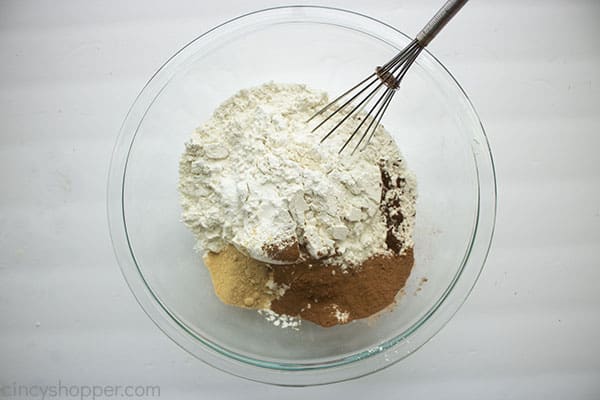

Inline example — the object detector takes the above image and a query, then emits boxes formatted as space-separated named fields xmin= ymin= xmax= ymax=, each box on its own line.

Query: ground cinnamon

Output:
xmin=262 ymin=239 xmax=301 ymax=263
xmin=270 ymin=249 xmax=414 ymax=327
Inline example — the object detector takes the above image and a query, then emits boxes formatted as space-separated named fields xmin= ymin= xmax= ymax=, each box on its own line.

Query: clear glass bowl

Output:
xmin=107 ymin=6 xmax=496 ymax=386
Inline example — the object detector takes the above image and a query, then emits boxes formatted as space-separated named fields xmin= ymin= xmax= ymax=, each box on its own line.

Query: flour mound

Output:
xmin=179 ymin=82 xmax=415 ymax=267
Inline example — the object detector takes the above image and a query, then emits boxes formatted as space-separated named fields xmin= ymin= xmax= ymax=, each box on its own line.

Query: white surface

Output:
xmin=1 ymin=0 xmax=599 ymax=398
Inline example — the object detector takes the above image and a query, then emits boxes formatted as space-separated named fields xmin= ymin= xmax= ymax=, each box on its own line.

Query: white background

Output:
xmin=1 ymin=0 xmax=599 ymax=398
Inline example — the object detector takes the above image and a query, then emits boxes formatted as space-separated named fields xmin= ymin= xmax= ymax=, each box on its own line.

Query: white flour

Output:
xmin=179 ymin=82 xmax=415 ymax=268
xmin=258 ymin=309 xmax=301 ymax=330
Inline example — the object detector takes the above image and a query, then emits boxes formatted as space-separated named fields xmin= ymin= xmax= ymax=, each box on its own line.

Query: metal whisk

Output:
xmin=308 ymin=0 xmax=468 ymax=153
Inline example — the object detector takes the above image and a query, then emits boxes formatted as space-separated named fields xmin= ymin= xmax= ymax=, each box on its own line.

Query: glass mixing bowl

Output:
xmin=107 ymin=6 xmax=496 ymax=386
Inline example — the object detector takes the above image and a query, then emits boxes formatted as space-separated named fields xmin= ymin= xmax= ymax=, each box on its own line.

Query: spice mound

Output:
xmin=179 ymin=82 xmax=417 ymax=328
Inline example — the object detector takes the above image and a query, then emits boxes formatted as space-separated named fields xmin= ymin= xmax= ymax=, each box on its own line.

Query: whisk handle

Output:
xmin=416 ymin=0 xmax=468 ymax=47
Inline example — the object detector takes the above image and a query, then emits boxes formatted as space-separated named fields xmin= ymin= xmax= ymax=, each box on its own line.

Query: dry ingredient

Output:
xmin=179 ymin=82 xmax=415 ymax=268
xmin=269 ymin=160 xmax=415 ymax=326
xmin=269 ymin=250 xmax=414 ymax=327
xmin=179 ymin=82 xmax=417 ymax=328
xmin=258 ymin=309 xmax=302 ymax=330
xmin=203 ymin=245 xmax=276 ymax=309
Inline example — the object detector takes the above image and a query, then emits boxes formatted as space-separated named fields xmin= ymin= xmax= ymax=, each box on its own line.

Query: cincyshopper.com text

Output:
xmin=0 ymin=381 xmax=160 ymax=400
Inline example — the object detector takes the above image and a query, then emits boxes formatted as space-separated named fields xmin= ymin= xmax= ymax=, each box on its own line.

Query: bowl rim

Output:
xmin=107 ymin=5 xmax=497 ymax=386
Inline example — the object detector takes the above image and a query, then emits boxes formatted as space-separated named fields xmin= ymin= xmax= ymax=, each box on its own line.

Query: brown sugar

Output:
xmin=203 ymin=245 xmax=275 ymax=309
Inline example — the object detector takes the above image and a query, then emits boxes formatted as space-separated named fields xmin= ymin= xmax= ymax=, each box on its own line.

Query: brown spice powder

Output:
xmin=379 ymin=159 xmax=407 ymax=253
xmin=270 ymin=249 xmax=414 ymax=327
xmin=262 ymin=239 xmax=301 ymax=263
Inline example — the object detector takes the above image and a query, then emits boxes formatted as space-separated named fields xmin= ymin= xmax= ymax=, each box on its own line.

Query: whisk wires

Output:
xmin=307 ymin=39 xmax=424 ymax=154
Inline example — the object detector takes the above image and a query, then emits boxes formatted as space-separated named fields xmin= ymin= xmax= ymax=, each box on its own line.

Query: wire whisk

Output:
xmin=308 ymin=0 xmax=468 ymax=153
